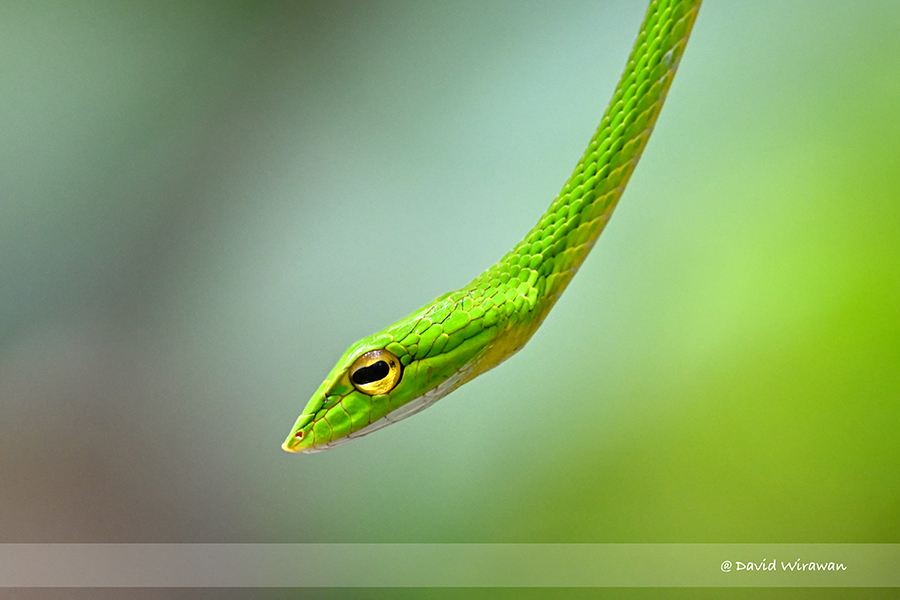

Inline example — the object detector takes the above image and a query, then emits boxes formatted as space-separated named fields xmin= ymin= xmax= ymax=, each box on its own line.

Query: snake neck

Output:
xmin=462 ymin=0 xmax=700 ymax=325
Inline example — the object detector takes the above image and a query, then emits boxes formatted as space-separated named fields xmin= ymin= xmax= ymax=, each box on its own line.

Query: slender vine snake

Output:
xmin=284 ymin=0 xmax=701 ymax=453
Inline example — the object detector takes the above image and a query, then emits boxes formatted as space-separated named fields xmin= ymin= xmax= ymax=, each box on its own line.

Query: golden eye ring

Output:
xmin=349 ymin=349 xmax=402 ymax=395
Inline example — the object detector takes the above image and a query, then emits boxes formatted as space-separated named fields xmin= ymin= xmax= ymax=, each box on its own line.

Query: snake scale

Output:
xmin=284 ymin=0 xmax=701 ymax=453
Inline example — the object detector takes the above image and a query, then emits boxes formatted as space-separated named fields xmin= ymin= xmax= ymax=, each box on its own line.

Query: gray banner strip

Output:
xmin=0 ymin=544 xmax=897 ymax=587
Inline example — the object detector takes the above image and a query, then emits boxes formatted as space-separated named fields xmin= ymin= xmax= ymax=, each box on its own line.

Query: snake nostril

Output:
xmin=294 ymin=431 xmax=304 ymax=440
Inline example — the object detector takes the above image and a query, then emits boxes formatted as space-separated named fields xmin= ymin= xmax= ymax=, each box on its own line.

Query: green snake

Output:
xmin=284 ymin=0 xmax=701 ymax=453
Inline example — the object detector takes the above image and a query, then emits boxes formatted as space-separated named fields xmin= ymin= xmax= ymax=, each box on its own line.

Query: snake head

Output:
xmin=282 ymin=292 xmax=502 ymax=453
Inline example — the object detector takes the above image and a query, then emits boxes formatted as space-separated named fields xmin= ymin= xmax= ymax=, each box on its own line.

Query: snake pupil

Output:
xmin=352 ymin=360 xmax=390 ymax=385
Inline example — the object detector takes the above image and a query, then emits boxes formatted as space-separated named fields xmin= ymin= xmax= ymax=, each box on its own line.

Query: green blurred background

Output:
xmin=1 ymin=0 xmax=897 ymax=582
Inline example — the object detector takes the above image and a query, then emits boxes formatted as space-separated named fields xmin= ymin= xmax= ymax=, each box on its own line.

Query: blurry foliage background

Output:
xmin=1 ymin=0 xmax=898 ymax=559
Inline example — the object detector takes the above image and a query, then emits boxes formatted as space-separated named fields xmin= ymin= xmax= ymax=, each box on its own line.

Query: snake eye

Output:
xmin=349 ymin=349 xmax=402 ymax=395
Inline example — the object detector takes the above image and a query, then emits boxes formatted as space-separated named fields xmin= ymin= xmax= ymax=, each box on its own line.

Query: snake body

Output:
xmin=284 ymin=0 xmax=701 ymax=453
